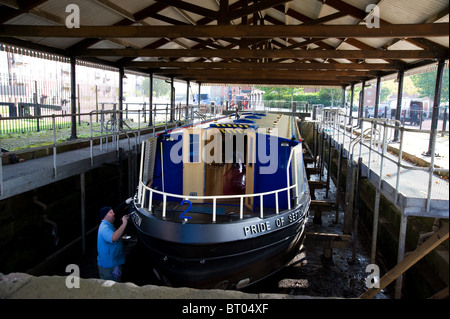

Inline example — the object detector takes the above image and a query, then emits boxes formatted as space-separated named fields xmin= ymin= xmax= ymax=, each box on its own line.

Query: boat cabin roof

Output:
xmin=163 ymin=112 xmax=301 ymax=142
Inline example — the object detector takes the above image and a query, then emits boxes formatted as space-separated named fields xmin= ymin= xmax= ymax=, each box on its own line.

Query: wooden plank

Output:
xmin=306 ymin=232 xmax=352 ymax=241
xmin=1 ymin=24 xmax=448 ymax=39
xmin=359 ymin=222 xmax=449 ymax=299
xmin=429 ymin=287 xmax=449 ymax=299
xmin=310 ymin=200 xmax=336 ymax=208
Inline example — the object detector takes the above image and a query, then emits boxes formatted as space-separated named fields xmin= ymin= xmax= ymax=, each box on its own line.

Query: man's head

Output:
xmin=99 ymin=206 xmax=114 ymax=222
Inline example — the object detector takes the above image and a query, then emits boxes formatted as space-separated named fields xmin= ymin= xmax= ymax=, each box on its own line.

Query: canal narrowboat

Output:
xmin=131 ymin=111 xmax=311 ymax=289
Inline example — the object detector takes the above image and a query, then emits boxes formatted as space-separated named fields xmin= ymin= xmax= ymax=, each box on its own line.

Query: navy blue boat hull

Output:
xmin=132 ymin=202 xmax=309 ymax=289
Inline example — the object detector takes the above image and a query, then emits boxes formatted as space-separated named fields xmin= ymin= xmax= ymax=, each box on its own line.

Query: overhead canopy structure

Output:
xmin=0 ymin=0 xmax=448 ymax=87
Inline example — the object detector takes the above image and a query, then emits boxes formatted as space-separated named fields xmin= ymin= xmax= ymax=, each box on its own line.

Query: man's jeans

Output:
xmin=98 ymin=265 xmax=123 ymax=282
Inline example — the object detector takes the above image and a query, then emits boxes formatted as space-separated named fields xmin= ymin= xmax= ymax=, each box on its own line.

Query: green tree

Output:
xmin=142 ymin=77 xmax=171 ymax=98
xmin=410 ymin=68 xmax=449 ymax=103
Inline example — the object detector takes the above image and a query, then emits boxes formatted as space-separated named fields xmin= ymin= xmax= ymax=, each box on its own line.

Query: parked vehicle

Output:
xmin=390 ymin=99 xmax=424 ymax=125
xmin=367 ymin=104 xmax=391 ymax=118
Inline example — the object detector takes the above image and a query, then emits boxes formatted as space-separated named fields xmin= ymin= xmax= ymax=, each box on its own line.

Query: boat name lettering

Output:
xmin=275 ymin=217 xmax=285 ymax=228
xmin=243 ymin=212 xmax=300 ymax=236
xmin=243 ymin=221 xmax=271 ymax=236
xmin=131 ymin=212 xmax=142 ymax=227
xmin=288 ymin=212 xmax=299 ymax=223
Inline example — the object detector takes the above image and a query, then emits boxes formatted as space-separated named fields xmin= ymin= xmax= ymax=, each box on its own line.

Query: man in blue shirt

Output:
xmin=97 ymin=198 xmax=132 ymax=281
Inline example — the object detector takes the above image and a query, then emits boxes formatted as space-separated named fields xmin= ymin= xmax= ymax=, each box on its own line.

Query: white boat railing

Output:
xmin=137 ymin=145 xmax=303 ymax=222
xmin=137 ymin=181 xmax=298 ymax=222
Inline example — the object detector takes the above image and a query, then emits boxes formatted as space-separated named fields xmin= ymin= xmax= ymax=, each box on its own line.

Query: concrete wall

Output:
xmin=0 ymin=161 xmax=130 ymax=274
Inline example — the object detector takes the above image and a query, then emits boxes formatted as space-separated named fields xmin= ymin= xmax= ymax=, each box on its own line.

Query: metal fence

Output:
xmin=314 ymin=107 xmax=449 ymax=298
xmin=0 ymin=102 xmax=221 ymax=152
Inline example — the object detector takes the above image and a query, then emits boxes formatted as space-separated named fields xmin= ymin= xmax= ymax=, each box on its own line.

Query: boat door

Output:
xmin=245 ymin=130 xmax=256 ymax=210
xmin=183 ymin=128 xmax=204 ymax=203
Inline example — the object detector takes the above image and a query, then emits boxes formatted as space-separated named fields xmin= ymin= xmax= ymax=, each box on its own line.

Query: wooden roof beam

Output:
xmin=0 ymin=0 xmax=19 ymax=10
xmin=123 ymin=61 xmax=401 ymax=71
xmin=154 ymin=68 xmax=377 ymax=77
xmin=228 ymin=0 xmax=293 ymax=21
xmin=154 ymin=0 xmax=219 ymax=20
xmin=71 ymin=48 xmax=448 ymax=60
xmin=0 ymin=0 xmax=49 ymax=24
xmin=316 ymin=0 xmax=448 ymax=54
xmin=199 ymin=79 xmax=350 ymax=86
xmin=66 ymin=2 xmax=170 ymax=51
xmin=93 ymin=0 xmax=136 ymax=22
xmin=175 ymin=77 xmax=354 ymax=86
xmin=1 ymin=24 xmax=448 ymax=39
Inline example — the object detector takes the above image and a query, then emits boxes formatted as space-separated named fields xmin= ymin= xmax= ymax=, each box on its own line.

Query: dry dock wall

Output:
xmin=300 ymin=120 xmax=449 ymax=298
xmin=0 ymin=162 xmax=128 ymax=274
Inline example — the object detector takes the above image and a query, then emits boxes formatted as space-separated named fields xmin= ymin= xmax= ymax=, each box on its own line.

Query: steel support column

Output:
xmin=69 ymin=57 xmax=78 ymax=140
xmin=348 ymin=83 xmax=355 ymax=125
xmin=425 ymin=59 xmax=446 ymax=156
xmin=149 ymin=73 xmax=153 ymax=127
xmin=393 ymin=70 xmax=405 ymax=142
xmin=374 ymin=77 xmax=382 ymax=120
xmin=119 ymin=67 xmax=124 ymax=130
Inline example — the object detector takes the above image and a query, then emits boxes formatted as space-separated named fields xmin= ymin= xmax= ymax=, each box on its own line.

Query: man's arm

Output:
xmin=113 ymin=197 xmax=133 ymax=216
xmin=112 ymin=215 xmax=129 ymax=242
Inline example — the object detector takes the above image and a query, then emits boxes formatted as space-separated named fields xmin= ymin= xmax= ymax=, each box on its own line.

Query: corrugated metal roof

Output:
xmin=0 ymin=0 xmax=447 ymax=86
xmin=379 ymin=0 xmax=449 ymax=24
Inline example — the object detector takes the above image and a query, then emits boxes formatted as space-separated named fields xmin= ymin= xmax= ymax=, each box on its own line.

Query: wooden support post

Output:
xmin=359 ymin=222 xmax=449 ymax=299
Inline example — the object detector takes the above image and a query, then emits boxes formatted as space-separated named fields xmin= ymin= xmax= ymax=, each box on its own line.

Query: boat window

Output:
xmin=189 ymin=134 xmax=200 ymax=163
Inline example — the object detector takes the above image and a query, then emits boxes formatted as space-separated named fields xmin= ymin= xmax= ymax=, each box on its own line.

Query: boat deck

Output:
xmin=149 ymin=200 xmax=281 ymax=224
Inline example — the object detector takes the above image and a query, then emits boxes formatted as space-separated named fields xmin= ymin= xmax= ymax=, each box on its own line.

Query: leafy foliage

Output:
xmin=256 ymin=87 xmax=343 ymax=107
xmin=410 ymin=68 xmax=449 ymax=103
